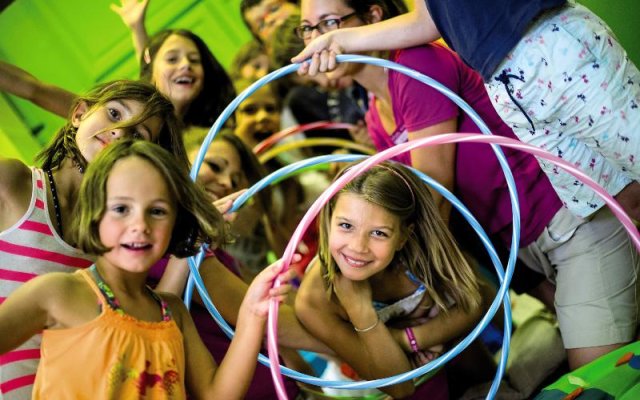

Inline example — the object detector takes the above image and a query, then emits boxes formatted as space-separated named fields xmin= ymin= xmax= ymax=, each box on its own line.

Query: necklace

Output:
xmin=46 ymin=169 xmax=63 ymax=239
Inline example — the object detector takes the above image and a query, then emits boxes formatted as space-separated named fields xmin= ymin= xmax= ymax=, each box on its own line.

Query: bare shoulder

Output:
xmin=0 ymin=159 xmax=33 ymax=230
xmin=20 ymin=272 xmax=86 ymax=311
xmin=33 ymin=272 xmax=108 ymax=329
xmin=40 ymin=272 xmax=88 ymax=301
xmin=296 ymin=259 xmax=331 ymax=311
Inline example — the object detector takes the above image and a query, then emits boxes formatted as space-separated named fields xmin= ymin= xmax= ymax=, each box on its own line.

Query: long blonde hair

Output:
xmin=318 ymin=161 xmax=481 ymax=313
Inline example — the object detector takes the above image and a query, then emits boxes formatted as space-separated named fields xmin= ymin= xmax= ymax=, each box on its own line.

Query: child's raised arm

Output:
xmin=291 ymin=0 xmax=439 ymax=75
xmin=0 ymin=61 xmax=76 ymax=118
xmin=110 ymin=0 xmax=150 ymax=60
xmin=180 ymin=260 xmax=295 ymax=399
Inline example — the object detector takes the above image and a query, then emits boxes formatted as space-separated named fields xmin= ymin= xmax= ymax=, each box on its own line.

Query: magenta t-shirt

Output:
xmin=365 ymin=44 xmax=561 ymax=246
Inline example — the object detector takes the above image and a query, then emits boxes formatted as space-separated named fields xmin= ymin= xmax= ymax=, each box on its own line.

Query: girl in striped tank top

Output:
xmin=0 ymin=79 xmax=185 ymax=399
xmin=0 ymin=139 xmax=295 ymax=399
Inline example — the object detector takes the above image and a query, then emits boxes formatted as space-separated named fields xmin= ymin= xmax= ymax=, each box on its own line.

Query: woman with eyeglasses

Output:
xmin=292 ymin=0 xmax=640 ymax=396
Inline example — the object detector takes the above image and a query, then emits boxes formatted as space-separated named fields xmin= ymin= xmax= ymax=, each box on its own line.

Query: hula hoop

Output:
xmin=267 ymin=134 xmax=640 ymax=400
xmin=190 ymin=151 xmax=515 ymax=392
xmin=187 ymin=55 xmax=522 ymax=400
xmin=254 ymin=121 xmax=356 ymax=154
xmin=258 ymin=137 xmax=375 ymax=163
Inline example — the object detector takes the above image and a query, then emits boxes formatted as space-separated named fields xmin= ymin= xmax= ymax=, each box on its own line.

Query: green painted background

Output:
xmin=0 ymin=0 xmax=638 ymax=164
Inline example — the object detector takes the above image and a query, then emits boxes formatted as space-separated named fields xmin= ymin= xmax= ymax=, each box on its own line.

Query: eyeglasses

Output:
xmin=294 ymin=12 xmax=358 ymax=40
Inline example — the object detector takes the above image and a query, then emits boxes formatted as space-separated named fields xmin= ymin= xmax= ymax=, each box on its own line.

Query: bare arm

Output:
xmin=408 ymin=118 xmax=458 ymax=221
xmin=0 ymin=61 xmax=75 ymax=118
xmin=390 ymin=303 xmax=483 ymax=352
xmin=295 ymin=264 xmax=415 ymax=398
xmin=0 ymin=158 xmax=33 ymax=232
xmin=391 ymin=275 xmax=492 ymax=351
xmin=154 ymin=212 xmax=332 ymax=353
xmin=183 ymin=262 xmax=293 ymax=398
xmin=292 ymin=0 xmax=440 ymax=72
xmin=0 ymin=274 xmax=61 ymax=354
xmin=110 ymin=0 xmax=150 ymax=59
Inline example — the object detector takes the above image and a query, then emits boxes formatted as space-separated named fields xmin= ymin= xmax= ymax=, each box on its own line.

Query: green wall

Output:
xmin=0 ymin=0 xmax=638 ymax=164
xmin=0 ymin=0 xmax=251 ymax=163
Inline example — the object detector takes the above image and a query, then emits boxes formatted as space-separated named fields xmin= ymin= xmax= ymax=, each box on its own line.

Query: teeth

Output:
xmin=344 ymin=255 xmax=366 ymax=267
xmin=175 ymin=77 xmax=194 ymax=84
xmin=126 ymin=243 xmax=148 ymax=249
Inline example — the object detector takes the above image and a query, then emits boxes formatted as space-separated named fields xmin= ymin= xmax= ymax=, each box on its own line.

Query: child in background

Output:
xmin=182 ymin=128 xmax=278 ymax=281
xmin=239 ymin=0 xmax=299 ymax=44
xmin=229 ymin=40 xmax=271 ymax=82
xmin=292 ymin=0 xmax=640 ymax=221
xmin=0 ymin=139 xmax=294 ymax=399
xmin=4 ymin=2 xmax=235 ymax=130
xmin=137 ymin=28 xmax=235 ymax=128
xmin=152 ymin=129 xmax=330 ymax=399
xmin=296 ymin=161 xmax=487 ymax=399
xmin=0 ymin=79 xmax=184 ymax=399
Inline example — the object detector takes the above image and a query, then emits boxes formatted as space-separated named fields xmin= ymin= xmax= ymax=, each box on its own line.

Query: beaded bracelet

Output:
xmin=353 ymin=317 xmax=379 ymax=333
xmin=405 ymin=327 xmax=420 ymax=353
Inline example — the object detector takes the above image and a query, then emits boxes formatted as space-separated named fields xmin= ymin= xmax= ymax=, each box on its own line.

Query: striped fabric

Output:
xmin=0 ymin=168 xmax=93 ymax=400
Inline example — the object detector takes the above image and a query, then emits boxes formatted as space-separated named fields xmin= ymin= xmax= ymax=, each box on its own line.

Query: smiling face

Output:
xmin=245 ymin=0 xmax=299 ymax=42
xmin=234 ymin=86 xmax=281 ymax=148
xmin=72 ymin=99 xmax=163 ymax=163
xmin=151 ymin=34 xmax=205 ymax=116
xmin=189 ymin=140 xmax=248 ymax=201
xmin=328 ymin=192 xmax=406 ymax=281
xmin=98 ymin=156 xmax=176 ymax=274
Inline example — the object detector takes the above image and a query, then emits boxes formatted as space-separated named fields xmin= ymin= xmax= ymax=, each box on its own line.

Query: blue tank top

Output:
xmin=425 ymin=0 xmax=566 ymax=80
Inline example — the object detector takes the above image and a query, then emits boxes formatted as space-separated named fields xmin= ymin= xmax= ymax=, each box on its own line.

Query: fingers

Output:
xmin=269 ymin=282 xmax=292 ymax=298
xmin=297 ymin=61 xmax=310 ymax=76
xmin=296 ymin=49 xmax=338 ymax=77
xmin=216 ymin=189 xmax=246 ymax=207
xmin=109 ymin=3 xmax=122 ymax=14
xmin=327 ymin=50 xmax=337 ymax=71
xmin=213 ymin=189 xmax=246 ymax=215
xmin=291 ymin=44 xmax=318 ymax=64
xmin=259 ymin=255 xmax=301 ymax=284
xmin=296 ymin=241 xmax=310 ymax=255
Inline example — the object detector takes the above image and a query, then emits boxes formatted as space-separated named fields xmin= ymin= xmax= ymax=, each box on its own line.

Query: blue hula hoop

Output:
xmin=186 ymin=55 xmax=521 ymax=399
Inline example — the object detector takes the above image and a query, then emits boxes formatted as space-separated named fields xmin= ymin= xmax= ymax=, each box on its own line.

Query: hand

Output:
xmin=333 ymin=273 xmax=374 ymax=321
xmin=212 ymin=189 xmax=247 ymax=223
xmin=291 ymin=31 xmax=345 ymax=77
xmin=409 ymin=346 xmax=444 ymax=367
xmin=242 ymin=255 xmax=301 ymax=318
xmin=110 ymin=0 xmax=149 ymax=29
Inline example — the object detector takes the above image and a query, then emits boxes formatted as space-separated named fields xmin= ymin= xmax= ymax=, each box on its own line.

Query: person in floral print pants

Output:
xmin=484 ymin=1 xmax=640 ymax=219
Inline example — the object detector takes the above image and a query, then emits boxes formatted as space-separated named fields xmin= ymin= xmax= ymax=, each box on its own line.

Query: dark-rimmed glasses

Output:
xmin=294 ymin=12 xmax=358 ymax=40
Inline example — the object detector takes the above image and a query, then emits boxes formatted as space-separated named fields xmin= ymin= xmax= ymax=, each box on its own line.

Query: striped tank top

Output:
xmin=0 ymin=167 xmax=94 ymax=399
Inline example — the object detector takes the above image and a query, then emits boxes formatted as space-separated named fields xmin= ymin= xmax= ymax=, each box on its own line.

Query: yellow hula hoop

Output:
xmin=258 ymin=138 xmax=376 ymax=163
